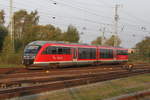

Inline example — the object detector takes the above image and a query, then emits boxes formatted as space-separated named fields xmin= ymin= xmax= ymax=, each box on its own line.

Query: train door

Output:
xmin=73 ymin=48 xmax=77 ymax=62
xmin=113 ymin=49 xmax=117 ymax=61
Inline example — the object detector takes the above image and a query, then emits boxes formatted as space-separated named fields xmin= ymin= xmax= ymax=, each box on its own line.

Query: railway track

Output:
xmin=118 ymin=91 xmax=150 ymax=100
xmin=0 ymin=64 xmax=149 ymax=84
xmin=0 ymin=64 xmax=149 ymax=81
xmin=0 ymin=63 xmax=148 ymax=75
xmin=0 ymin=64 xmax=149 ymax=99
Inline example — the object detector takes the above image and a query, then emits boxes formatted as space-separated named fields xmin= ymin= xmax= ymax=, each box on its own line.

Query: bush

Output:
xmin=0 ymin=52 xmax=23 ymax=64
xmin=129 ymin=53 xmax=150 ymax=63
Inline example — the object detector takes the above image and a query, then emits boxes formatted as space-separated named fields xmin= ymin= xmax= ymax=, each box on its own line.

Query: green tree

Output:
xmin=13 ymin=10 xmax=39 ymax=51
xmin=0 ymin=10 xmax=5 ymax=25
xmin=23 ymin=24 xmax=62 ymax=45
xmin=1 ymin=35 xmax=13 ymax=63
xmin=62 ymin=25 xmax=80 ymax=43
xmin=0 ymin=10 xmax=8 ymax=51
xmin=91 ymin=36 xmax=102 ymax=45
xmin=1 ymin=35 xmax=22 ymax=64
xmin=0 ymin=26 xmax=8 ymax=51
xmin=104 ymin=35 xmax=121 ymax=46
xmin=1 ymin=35 xmax=12 ymax=54
xmin=136 ymin=37 xmax=150 ymax=58
xmin=42 ymin=25 xmax=62 ymax=41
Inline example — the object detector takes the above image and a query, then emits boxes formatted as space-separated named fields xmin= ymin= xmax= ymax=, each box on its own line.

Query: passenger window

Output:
xmin=51 ymin=47 xmax=57 ymax=54
xmin=78 ymin=48 xmax=96 ymax=59
xmin=58 ymin=47 xmax=63 ymax=54
xmin=63 ymin=47 xmax=71 ymax=54
xmin=100 ymin=49 xmax=113 ymax=58
xmin=42 ymin=46 xmax=71 ymax=55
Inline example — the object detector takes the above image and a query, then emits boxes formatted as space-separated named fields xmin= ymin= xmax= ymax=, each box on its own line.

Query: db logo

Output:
xmin=52 ymin=56 xmax=57 ymax=59
xmin=57 ymin=57 xmax=63 ymax=60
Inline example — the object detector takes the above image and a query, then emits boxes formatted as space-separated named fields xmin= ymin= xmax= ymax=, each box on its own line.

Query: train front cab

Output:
xmin=23 ymin=45 xmax=41 ymax=68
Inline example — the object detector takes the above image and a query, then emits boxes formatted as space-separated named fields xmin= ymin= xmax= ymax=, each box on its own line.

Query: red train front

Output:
xmin=23 ymin=41 xmax=128 ymax=69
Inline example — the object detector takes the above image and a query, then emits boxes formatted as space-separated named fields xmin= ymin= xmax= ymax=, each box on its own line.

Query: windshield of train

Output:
xmin=24 ymin=45 xmax=41 ymax=54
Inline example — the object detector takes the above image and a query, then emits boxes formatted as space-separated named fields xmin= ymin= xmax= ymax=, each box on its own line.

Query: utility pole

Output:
xmin=9 ymin=0 xmax=14 ymax=52
xmin=113 ymin=4 xmax=120 ymax=47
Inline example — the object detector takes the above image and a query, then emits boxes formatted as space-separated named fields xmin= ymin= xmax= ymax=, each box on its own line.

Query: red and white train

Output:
xmin=23 ymin=41 xmax=128 ymax=69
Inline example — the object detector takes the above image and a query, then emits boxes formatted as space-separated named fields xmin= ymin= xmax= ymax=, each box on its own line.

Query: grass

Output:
xmin=0 ymin=64 xmax=25 ymax=68
xmin=19 ymin=73 xmax=150 ymax=100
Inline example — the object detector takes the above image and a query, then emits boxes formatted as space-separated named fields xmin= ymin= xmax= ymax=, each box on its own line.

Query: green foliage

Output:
xmin=62 ymin=25 xmax=80 ymax=43
xmin=14 ymin=10 xmax=39 ymax=50
xmin=128 ymin=37 xmax=150 ymax=63
xmin=91 ymin=35 xmax=121 ymax=46
xmin=0 ymin=10 xmax=5 ymax=25
xmin=23 ymin=25 xmax=62 ymax=45
xmin=0 ymin=35 xmax=23 ymax=64
xmin=1 ymin=35 xmax=12 ymax=54
xmin=0 ymin=26 xmax=8 ymax=51
xmin=130 ymin=37 xmax=150 ymax=63
xmin=91 ymin=36 xmax=102 ymax=45
xmin=104 ymin=35 xmax=121 ymax=46
xmin=136 ymin=37 xmax=150 ymax=58
xmin=0 ymin=10 xmax=7 ymax=51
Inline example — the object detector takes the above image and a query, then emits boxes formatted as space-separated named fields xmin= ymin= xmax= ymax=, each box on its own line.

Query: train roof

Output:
xmin=28 ymin=41 xmax=88 ymax=46
xmin=28 ymin=41 xmax=127 ymax=49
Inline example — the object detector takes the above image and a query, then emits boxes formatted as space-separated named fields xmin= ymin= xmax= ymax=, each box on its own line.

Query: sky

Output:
xmin=0 ymin=0 xmax=150 ymax=48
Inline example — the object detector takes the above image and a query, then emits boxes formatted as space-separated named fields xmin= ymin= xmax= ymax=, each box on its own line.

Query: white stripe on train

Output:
xmin=34 ymin=60 xmax=128 ymax=64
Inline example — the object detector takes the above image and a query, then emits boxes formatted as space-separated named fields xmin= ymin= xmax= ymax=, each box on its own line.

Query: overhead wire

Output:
xmin=48 ymin=0 xmax=150 ymax=32
xmin=1 ymin=0 xmax=150 ymax=39
xmin=3 ymin=1 xmax=114 ymax=26
xmin=2 ymin=0 xmax=148 ymax=30
xmin=54 ymin=0 xmax=113 ymax=15
xmin=48 ymin=0 xmax=113 ymax=20
xmin=93 ymin=0 xmax=113 ymax=8
xmin=122 ymin=9 xmax=150 ymax=25
xmin=91 ymin=0 xmax=150 ymax=30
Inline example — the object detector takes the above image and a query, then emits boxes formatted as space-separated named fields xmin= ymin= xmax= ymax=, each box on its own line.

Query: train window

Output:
xmin=24 ymin=45 xmax=41 ymax=54
xmin=78 ymin=48 xmax=85 ymax=59
xmin=45 ymin=46 xmax=57 ymax=54
xmin=63 ymin=47 xmax=71 ymax=54
xmin=109 ymin=49 xmax=113 ymax=58
xmin=117 ymin=50 xmax=128 ymax=55
xmin=78 ymin=48 xmax=96 ymax=59
xmin=90 ymin=48 xmax=96 ymax=59
xmin=57 ymin=47 xmax=63 ymax=54
xmin=100 ymin=49 xmax=113 ymax=58
xmin=43 ymin=46 xmax=71 ymax=55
